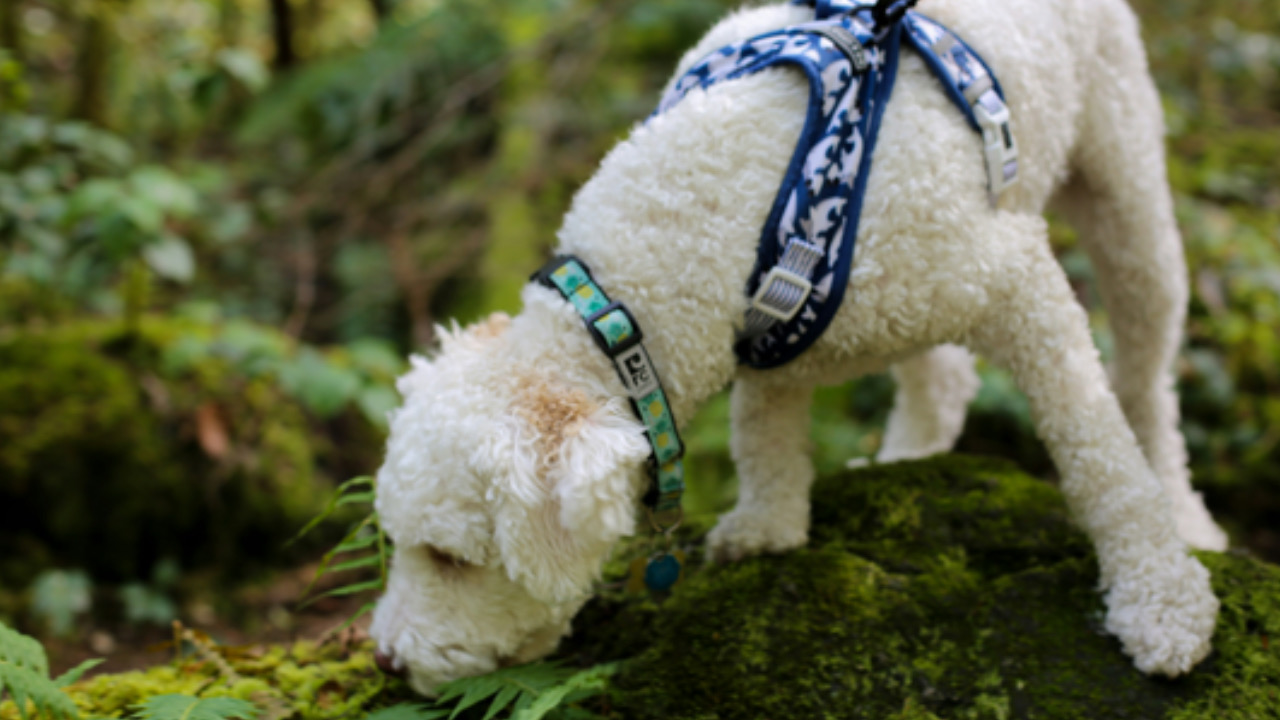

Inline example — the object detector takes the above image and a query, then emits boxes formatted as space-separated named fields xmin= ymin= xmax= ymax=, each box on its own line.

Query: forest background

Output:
xmin=0 ymin=0 xmax=1278 ymax=696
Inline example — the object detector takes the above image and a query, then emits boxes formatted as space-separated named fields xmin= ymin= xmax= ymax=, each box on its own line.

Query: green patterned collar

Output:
xmin=531 ymin=256 xmax=685 ymax=531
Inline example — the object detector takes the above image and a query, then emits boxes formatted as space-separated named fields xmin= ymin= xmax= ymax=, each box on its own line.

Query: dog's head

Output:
xmin=369 ymin=311 xmax=651 ymax=695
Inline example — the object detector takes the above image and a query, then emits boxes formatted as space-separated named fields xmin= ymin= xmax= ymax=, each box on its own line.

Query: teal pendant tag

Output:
xmin=644 ymin=553 xmax=683 ymax=592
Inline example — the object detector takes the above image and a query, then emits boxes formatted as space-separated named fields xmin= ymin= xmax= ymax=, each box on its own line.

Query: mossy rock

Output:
xmin=23 ymin=456 xmax=1280 ymax=720
xmin=0 ymin=317 xmax=352 ymax=588
xmin=575 ymin=456 xmax=1280 ymax=719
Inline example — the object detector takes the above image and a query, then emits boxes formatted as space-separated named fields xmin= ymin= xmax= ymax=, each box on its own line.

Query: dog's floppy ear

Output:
xmin=487 ymin=380 xmax=650 ymax=603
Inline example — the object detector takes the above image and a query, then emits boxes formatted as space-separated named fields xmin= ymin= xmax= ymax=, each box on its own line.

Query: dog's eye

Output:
xmin=423 ymin=545 xmax=473 ymax=572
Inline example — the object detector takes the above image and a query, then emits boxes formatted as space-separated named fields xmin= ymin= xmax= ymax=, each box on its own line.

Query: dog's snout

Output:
xmin=374 ymin=648 xmax=406 ymax=678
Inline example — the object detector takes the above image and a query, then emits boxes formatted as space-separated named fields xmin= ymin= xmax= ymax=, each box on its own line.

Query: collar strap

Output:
xmin=530 ymin=256 xmax=685 ymax=528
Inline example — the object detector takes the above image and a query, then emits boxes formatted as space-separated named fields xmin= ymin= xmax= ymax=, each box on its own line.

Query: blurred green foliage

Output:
xmin=0 ymin=0 xmax=1277 ymax=618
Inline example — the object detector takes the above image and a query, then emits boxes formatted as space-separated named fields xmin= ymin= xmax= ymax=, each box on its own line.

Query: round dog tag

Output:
xmin=643 ymin=552 xmax=683 ymax=592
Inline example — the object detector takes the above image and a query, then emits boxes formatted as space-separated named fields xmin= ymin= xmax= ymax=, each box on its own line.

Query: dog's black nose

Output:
xmin=374 ymin=648 xmax=406 ymax=678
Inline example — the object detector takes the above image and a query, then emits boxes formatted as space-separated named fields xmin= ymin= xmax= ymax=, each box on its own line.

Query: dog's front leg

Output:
xmin=972 ymin=221 xmax=1218 ymax=677
xmin=707 ymin=373 xmax=814 ymax=562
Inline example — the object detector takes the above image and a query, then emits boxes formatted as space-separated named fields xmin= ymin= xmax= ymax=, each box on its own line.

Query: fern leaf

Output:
xmin=309 ymin=579 xmax=385 ymax=601
xmin=0 ymin=623 xmax=50 ymax=676
xmin=512 ymin=663 xmax=618 ymax=720
xmin=442 ymin=675 xmax=504 ymax=720
xmin=0 ymin=622 xmax=82 ymax=720
xmin=328 ymin=602 xmax=376 ymax=638
xmin=328 ymin=554 xmax=383 ymax=573
xmin=336 ymin=491 xmax=376 ymax=506
xmin=287 ymin=476 xmax=373 ymax=546
xmin=53 ymin=659 xmax=103 ymax=688
xmin=333 ymin=533 xmax=380 ymax=554
xmin=430 ymin=662 xmax=576 ymax=720
xmin=478 ymin=685 xmax=520 ymax=720
xmin=133 ymin=694 xmax=257 ymax=720
xmin=363 ymin=704 xmax=449 ymax=720
xmin=297 ymin=513 xmax=385 ymax=607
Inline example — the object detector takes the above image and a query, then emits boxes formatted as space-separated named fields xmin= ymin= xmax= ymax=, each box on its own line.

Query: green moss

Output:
xmin=0 ymin=317 xmax=343 ymax=587
xmin=584 ymin=456 xmax=1280 ymax=719
xmin=46 ymin=642 xmax=392 ymax=720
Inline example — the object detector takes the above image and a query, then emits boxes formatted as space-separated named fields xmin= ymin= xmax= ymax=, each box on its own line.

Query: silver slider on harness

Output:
xmin=749 ymin=239 xmax=824 ymax=323
xmin=970 ymin=86 xmax=1019 ymax=203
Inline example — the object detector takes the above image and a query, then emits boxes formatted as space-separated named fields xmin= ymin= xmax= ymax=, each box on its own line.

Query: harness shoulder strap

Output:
xmin=902 ymin=13 xmax=1019 ymax=200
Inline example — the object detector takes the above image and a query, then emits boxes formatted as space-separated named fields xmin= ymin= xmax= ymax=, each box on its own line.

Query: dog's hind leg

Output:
xmin=1050 ymin=0 xmax=1226 ymax=550
xmin=707 ymin=372 xmax=815 ymax=562
xmin=972 ymin=216 xmax=1217 ymax=677
xmin=875 ymin=344 xmax=980 ymax=464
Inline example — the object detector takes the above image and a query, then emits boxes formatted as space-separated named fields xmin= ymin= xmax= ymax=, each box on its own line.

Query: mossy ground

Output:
xmin=8 ymin=456 xmax=1277 ymax=719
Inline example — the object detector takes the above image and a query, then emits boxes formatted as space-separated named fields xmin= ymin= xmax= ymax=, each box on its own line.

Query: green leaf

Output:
xmin=429 ymin=662 xmax=581 ymax=720
xmin=133 ymin=694 xmax=257 ymax=720
xmin=512 ymin=663 xmax=618 ymax=720
xmin=336 ymin=491 xmax=377 ymax=507
xmin=357 ymin=386 xmax=400 ymax=429
xmin=311 ymin=578 xmax=384 ymax=600
xmin=129 ymin=166 xmax=199 ymax=217
xmin=66 ymin=178 xmax=124 ymax=219
xmin=279 ymin=349 xmax=362 ymax=418
xmin=334 ymin=532 xmax=380 ymax=554
xmin=118 ymin=583 xmax=177 ymax=626
xmin=328 ymin=602 xmax=377 ymax=638
xmin=29 ymin=570 xmax=92 ymax=638
xmin=0 ymin=621 xmax=83 ymax=720
xmin=142 ymin=235 xmax=196 ymax=283
xmin=329 ymin=554 xmax=383 ymax=573
xmin=216 ymin=49 xmax=270 ymax=93
xmin=346 ymin=339 xmax=406 ymax=377
xmin=480 ymin=685 xmax=520 ymax=720
xmin=285 ymin=477 xmax=373 ymax=547
xmin=53 ymin=658 xmax=103 ymax=688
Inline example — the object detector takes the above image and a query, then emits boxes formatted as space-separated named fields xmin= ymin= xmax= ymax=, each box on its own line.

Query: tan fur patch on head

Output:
xmin=468 ymin=312 xmax=511 ymax=340
xmin=509 ymin=373 xmax=598 ymax=478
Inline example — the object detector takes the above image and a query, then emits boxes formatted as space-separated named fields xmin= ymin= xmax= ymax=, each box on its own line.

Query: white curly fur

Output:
xmin=370 ymin=0 xmax=1223 ymax=694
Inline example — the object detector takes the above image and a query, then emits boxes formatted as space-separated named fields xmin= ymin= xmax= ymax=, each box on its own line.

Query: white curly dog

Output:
xmin=369 ymin=0 xmax=1225 ymax=695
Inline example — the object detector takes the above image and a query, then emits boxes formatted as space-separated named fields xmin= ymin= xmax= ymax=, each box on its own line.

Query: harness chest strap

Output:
xmin=531 ymin=256 xmax=686 ymax=526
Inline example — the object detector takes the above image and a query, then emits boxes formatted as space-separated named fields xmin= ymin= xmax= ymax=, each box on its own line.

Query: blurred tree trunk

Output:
xmin=369 ymin=0 xmax=391 ymax=23
xmin=270 ymin=0 xmax=296 ymax=70
xmin=73 ymin=4 xmax=111 ymax=127
xmin=0 ymin=0 xmax=22 ymax=61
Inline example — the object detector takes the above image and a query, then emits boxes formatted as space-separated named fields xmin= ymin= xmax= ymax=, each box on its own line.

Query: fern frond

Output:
xmin=288 ymin=476 xmax=375 ymax=547
xmin=513 ymin=663 xmax=618 ymax=720
xmin=52 ymin=659 xmax=104 ymax=688
xmin=295 ymin=474 xmax=389 ymax=607
xmin=428 ymin=661 xmax=616 ymax=720
xmin=132 ymin=694 xmax=257 ymax=720
xmin=0 ymin=621 xmax=83 ymax=720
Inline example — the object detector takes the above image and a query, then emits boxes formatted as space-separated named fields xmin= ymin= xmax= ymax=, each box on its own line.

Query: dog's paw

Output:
xmin=1104 ymin=551 xmax=1219 ymax=677
xmin=706 ymin=509 xmax=807 ymax=563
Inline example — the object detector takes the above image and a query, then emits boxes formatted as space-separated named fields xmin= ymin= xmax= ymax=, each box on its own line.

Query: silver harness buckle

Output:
xmin=745 ymin=239 xmax=825 ymax=330
xmin=969 ymin=86 xmax=1019 ymax=204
